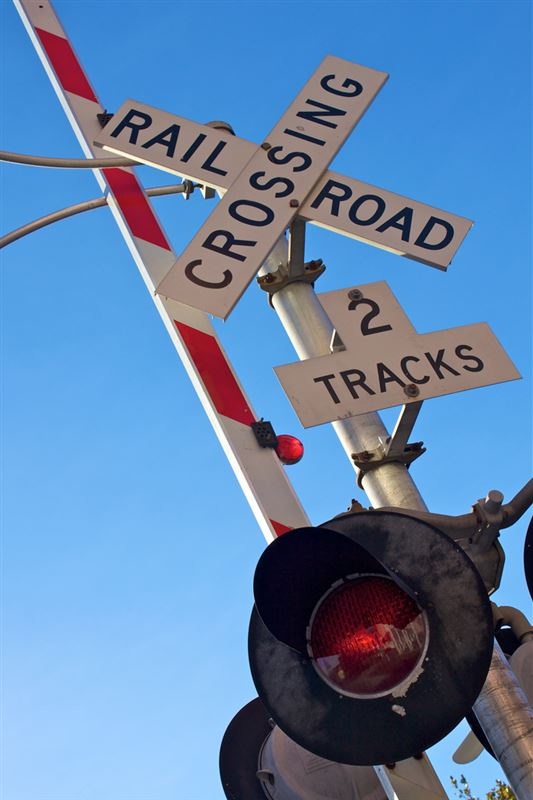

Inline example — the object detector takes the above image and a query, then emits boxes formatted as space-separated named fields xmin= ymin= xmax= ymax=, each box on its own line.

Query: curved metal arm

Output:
xmin=0 ymin=126 xmax=233 ymax=169
xmin=0 ymin=149 xmax=135 ymax=168
xmin=379 ymin=478 xmax=533 ymax=540
xmin=503 ymin=480 xmax=533 ymax=526
xmin=0 ymin=183 xmax=191 ymax=248
xmin=493 ymin=604 xmax=533 ymax=641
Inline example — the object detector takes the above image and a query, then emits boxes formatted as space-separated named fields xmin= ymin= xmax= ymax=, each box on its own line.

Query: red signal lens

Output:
xmin=308 ymin=575 xmax=428 ymax=698
xmin=275 ymin=435 xmax=304 ymax=465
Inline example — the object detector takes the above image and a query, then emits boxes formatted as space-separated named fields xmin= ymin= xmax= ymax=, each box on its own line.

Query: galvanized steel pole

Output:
xmin=473 ymin=642 xmax=533 ymax=798
xmin=263 ymin=241 xmax=426 ymax=511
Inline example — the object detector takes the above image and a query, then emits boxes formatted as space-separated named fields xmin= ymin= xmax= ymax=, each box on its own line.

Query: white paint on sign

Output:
xmin=301 ymin=173 xmax=472 ymax=270
xmin=97 ymin=100 xmax=472 ymax=271
xmin=95 ymin=102 xmax=256 ymax=189
xmin=275 ymin=282 xmax=520 ymax=427
xmin=155 ymin=56 xmax=389 ymax=319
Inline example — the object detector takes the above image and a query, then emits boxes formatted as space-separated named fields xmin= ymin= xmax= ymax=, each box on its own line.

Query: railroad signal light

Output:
xmin=220 ymin=698 xmax=272 ymax=800
xmin=220 ymin=697 xmax=388 ymax=800
xmin=307 ymin=574 xmax=429 ymax=698
xmin=275 ymin=434 xmax=304 ymax=465
xmin=250 ymin=421 xmax=304 ymax=465
xmin=248 ymin=510 xmax=494 ymax=766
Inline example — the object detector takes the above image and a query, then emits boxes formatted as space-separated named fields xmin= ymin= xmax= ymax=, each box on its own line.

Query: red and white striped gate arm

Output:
xmin=14 ymin=0 xmax=310 ymax=542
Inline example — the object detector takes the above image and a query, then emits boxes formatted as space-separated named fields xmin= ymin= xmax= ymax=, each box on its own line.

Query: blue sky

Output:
xmin=1 ymin=1 xmax=531 ymax=799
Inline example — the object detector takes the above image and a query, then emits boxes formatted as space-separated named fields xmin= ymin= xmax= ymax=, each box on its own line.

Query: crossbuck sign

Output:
xmin=96 ymin=57 xmax=473 ymax=319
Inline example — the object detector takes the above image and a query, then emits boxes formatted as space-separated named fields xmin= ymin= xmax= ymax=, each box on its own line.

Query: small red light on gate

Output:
xmin=308 ymin=575 xmax=428 ymax=698
xmin=275 ymin=435 xmax=304 ymax=465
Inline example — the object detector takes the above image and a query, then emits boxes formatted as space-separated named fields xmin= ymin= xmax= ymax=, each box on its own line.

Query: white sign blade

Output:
xmin=275 ymin=283 xmax=520 ymax=427
xmin=156 ymin=57 xmax=388 ymax=319
xmin=300 ymin=172 xmax=473 ymax=270
xmin=95 ymin=101 xmax=257 ymax=189
xmin=96 ymin=100 xmax=472 ymax=271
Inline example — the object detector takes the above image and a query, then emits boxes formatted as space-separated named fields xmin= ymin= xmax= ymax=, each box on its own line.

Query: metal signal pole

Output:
xmin=261 ymin=236 xmax=533 ymax=800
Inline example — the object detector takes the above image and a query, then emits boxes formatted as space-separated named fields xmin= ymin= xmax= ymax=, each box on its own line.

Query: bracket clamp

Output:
xmin=96 ymin=110 xmax=114 ymax=127
xmin=470 ymin=490 xmax=505 ymax=550
xmin=251 ymin=419 xmax=278 ymax=449
xmin=352 ymin=442 xmax=426 ymax=489
xmin=257 ymin=259 xmax=326 ymax=303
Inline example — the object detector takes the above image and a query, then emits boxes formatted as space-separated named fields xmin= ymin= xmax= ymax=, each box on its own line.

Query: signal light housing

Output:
xmin=525 ymin=517 xmax=532 ymax=601
xmin=249 ymin=510 xmax=494 ymax=766
xmin=220 ymin=697 xmax=389 ymax=800
xmin=219 ymin=698 xmax=272 ymax=800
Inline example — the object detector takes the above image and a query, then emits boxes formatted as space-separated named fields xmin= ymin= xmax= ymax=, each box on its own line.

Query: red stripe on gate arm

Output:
xmin=35 ymin=28 xmax=98 ymax=102
xmin=270 ymin=520 xmax=293 ymax=537
xmin=175 ymin=322 xmax=255 ymax=425
xmin=103 ymin=168 xmax=172 ymax=251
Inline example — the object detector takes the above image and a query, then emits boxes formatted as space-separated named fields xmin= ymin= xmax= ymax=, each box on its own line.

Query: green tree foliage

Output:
xmin=450 ymin=774 xmax=516 ymax=800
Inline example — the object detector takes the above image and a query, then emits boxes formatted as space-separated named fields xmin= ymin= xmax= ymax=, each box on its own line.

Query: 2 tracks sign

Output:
xmin=274 ymin=282 xmax=519 ymax=426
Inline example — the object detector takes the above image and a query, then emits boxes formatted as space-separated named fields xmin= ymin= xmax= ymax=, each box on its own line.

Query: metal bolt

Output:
xmin=256 ymin=770 xmax=275 ymax=786
xmin=353 ymin=450 xmax=372 ymax=462
xmin=204 ymin=120 xmax=235 ymax=135
xmin=484 ymin=489 xmax=504 ymax=513
xmin=404 ymin=383 xmax=420 ymax=398
xmin=405 ymin=441 xmax=423 ymax=452
xmin=348 ymin=288 xmax=363 ymax=301
xmin=261 ymin=142 xmax=271 ymax=150
xmin=305 ymin=258 xmax=324 ymax=271
xmin=289 ymin=199 xmax=299 ymax=208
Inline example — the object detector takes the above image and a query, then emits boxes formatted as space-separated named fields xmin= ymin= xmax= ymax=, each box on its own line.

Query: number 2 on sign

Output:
xmin=348 ymin=297 xmax=393 ymax=335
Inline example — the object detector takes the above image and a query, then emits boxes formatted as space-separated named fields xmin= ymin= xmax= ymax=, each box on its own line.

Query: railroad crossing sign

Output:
xmin=100 ymin=56 xmax=388 ymax=319
xmin=274 ymin=282 xmax=520 ymax=426
xmin=95 ymin=99 xmax=472 ymax=274
xmin=95 ymin=57 xmax=473 ymax=319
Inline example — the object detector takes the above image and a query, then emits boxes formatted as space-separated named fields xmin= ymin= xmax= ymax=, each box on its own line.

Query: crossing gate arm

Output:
xmin=13 ymin=0 xmax=309 ymax=542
